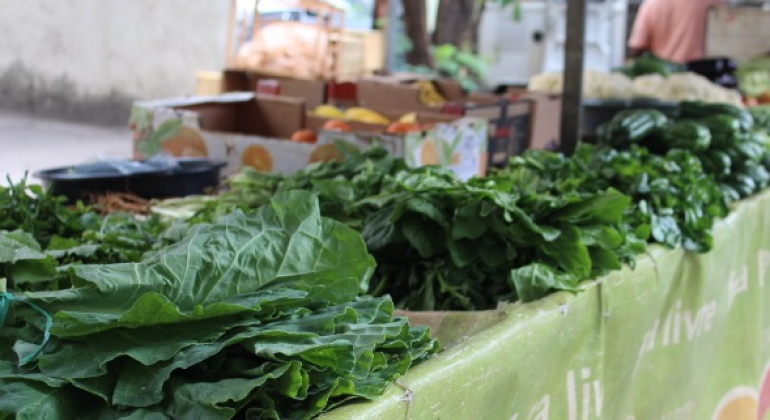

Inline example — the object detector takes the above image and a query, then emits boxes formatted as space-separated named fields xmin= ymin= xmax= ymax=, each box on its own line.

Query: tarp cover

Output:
xmin=320 ymin=189 xmax=770 ymax=420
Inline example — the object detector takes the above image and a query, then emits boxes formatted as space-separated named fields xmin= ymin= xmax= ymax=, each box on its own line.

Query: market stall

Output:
xmin=5 ymin=0 xmax=770 ymax=419
xmin=320 ymin=189 xmax=770 ymax=419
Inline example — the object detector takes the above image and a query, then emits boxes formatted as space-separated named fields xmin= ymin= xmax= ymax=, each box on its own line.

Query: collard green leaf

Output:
xmin=27 ymin=191 xmax=375 ymax=336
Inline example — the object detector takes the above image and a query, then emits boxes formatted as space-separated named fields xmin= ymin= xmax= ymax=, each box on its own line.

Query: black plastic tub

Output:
xmin=34 ymin=159 xmax=226 ymax=203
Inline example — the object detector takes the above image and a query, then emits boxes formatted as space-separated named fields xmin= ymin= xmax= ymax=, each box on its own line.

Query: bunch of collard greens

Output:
xmin=0 ymin=178 xmax=169 ymax=291
xmin=0 ymin=191 xmax=438 ymax=420
xmin=163 ymin=148 xmax=646 ymax=311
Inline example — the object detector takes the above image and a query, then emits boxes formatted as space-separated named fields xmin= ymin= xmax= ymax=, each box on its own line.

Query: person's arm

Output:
xmin=628 ymin=3 xmax=653 ymax=59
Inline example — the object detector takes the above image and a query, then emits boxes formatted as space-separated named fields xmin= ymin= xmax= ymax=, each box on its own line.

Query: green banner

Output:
xmin=320 ymin=190 xmax=770 ymax=420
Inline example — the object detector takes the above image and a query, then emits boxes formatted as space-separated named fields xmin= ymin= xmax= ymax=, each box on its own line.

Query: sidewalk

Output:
xmin=0 ymin=111 xmax=132 ymax=186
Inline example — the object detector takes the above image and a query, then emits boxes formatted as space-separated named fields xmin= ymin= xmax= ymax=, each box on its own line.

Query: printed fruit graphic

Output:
xmin=241 ymin=145 xmax=273 ymax=172
xmin=314 ymin=105 xmax=345 ymax=118
xmin=344 ymin=107 xmax=390 ymax=125
xmin=711 ymin=387 xmax=758 ymax=420
xmin=309 ymin=144 xmax=344 ymax=163
xmin=322 ymin=120 xmax=352 ymax=132
xmin=386 ymin=122 xmax=422 ymax=134
xmin=161 ymin=127 xmax=208 ymax=157
xmin=291 ymin=130 xmax=318 ymax=144
xmin=420 ymin=139 xmax=439 ymax=165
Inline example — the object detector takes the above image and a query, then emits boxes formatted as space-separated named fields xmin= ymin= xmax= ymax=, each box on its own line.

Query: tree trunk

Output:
xmin=433 ymin=0 xmax=486 ymax=52
xmin=401 ymin=0 xmax=433 ymax=67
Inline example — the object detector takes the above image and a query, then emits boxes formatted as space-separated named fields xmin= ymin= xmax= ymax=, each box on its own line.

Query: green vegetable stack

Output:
xmin=0 ymin=192 xmax=438 ymax=420
xmin=598 ymin=101 xmax=770 ymax=204
xmin=614 ymin=53 xmax=687 ymax=79
xmin=161 ymin=148 xmax=645 ymax=311
xmin=0 ymin=178 xmax=169 ymax=292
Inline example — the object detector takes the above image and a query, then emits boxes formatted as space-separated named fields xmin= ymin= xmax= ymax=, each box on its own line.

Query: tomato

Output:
xmin=322 ymin=120 xmax=352 ymax=132
xmin=386 ymin=122 xmax=422 ymax=134
xmin=291 ymin=130 xmax=318 ymax=144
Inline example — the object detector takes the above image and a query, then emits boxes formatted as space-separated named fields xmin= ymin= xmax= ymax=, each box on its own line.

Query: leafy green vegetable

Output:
xmin=168 ymin=148 xmax=643 ymax=310
xmin=0 ymin=178 xmax=170 ymax=291
xmin=502 ymin=144 xmax=724 ymax=252
xmin=0 ymin=191 xmax=438 ymax=420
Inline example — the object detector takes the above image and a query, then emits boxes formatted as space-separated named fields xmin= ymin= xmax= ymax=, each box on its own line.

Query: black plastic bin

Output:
xmin=35 ymin=158 xmax=226 ymax=203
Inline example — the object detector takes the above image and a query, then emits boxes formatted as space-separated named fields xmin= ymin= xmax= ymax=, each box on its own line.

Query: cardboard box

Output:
xmin=357 ymin=76 xmax=472 ymax=112
xmin=130 ymin=93 xmax=489 ymax=180
xmin=220 ymin=70 xmax=327 ymax=110
xmin=508 ymin=89 xmax=562 ymax=152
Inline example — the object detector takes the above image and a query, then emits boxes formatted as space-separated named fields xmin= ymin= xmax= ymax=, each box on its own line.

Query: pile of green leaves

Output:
xmin=164 ymin=148 xmax=644 ymax=311
xmin=0 ymin=191 xmax=438 ymax=420
xmin=502 ymin=144 xmax=727 ymax=253
xmin=0 ymin=178 xmax=169 ymax=291
xmin=357 ymin=170 xmax=644 ymax=309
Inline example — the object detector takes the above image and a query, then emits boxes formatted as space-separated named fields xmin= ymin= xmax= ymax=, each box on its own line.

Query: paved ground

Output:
xmin=0 ymin=111 xmax=132 ymax=186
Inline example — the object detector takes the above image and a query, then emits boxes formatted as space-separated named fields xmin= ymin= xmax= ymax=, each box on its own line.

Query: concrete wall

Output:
xmin=0 ymin=0 xmax=231 ymax=125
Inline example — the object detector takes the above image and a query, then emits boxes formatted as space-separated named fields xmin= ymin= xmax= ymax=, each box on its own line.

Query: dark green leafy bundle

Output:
xmin=164 ymin=152 xmax=644 ymax=310
xmin=0 ymin=191 xmax=438 ymax=420
xmin=0 ymin=178 xmax=169 ymax=291
xmin=189 ymin=147 xmax=407 ymax=228
xmin=503 ymin=144 xmax=726 ymax=252
xmin=355 ymin=169 xmax=644 ymax=309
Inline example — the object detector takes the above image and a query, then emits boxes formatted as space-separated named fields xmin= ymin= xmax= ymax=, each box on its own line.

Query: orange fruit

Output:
xmin=420 ymin=139 xmax=439 ymax=165
xmin=291 ymin=130 xmax=318 ymax=144
xmin=386 ymin=122 xmax=422 ymax=134
xmin=322 ymin=120 xmax=352 ymax=132
xmin=715 ymin=395 xmax=757 ymax=420
xmin=309 ymin=144 xmax=344 ymax=163
xmin=162 ymin=127 xmax=209 ymax=157
xmin=241 ymin=145 xmax=273 ymax=172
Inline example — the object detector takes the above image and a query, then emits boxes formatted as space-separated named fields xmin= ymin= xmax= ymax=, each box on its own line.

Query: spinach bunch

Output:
xmin=358 ymin=169 xmax=644 ymax=310
xmin=502 ymin=144 xmax=727 ymax=252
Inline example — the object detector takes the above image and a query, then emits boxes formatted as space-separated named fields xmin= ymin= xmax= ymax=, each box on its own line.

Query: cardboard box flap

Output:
xmin=167 ymin=95 xmax=305 ymax=139
xmin=135 ymin=92 xmax=256 ymax=109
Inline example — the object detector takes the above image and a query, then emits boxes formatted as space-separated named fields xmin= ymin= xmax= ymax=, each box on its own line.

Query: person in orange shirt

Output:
xmin=628 ymin=0 xmax=723 ymax=63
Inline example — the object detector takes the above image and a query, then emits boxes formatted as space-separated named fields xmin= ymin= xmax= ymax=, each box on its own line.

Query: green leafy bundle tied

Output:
xmin=0 ymin=191 xmax=438 ymax=420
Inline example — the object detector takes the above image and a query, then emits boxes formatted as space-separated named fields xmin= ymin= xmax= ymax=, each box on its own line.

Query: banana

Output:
xmin=399 ymin=112 xmax=418 ymax=123
xmin=314 ymin=105 xmax=345 ymax=119
xmin=416 ymin=80 xmax=446 ymax=107
xmin=344 ymin=107 xmax=391 ymax=124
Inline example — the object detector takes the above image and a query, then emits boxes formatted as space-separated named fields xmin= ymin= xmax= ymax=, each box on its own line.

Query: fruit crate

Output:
xmin=438 ymin=97 xmax=537 ymax=168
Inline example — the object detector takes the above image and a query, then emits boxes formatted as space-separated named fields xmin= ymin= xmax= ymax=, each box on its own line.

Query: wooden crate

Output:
xmin=195 ymin=71 xmax=225 ymax=96
xmin=225 ymin=0 xmax=383 ymax=81
xmin=337 ymin=30 xmax=385 ymax=79
xmin=226 ymin=0 xmax=344 ymax=80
